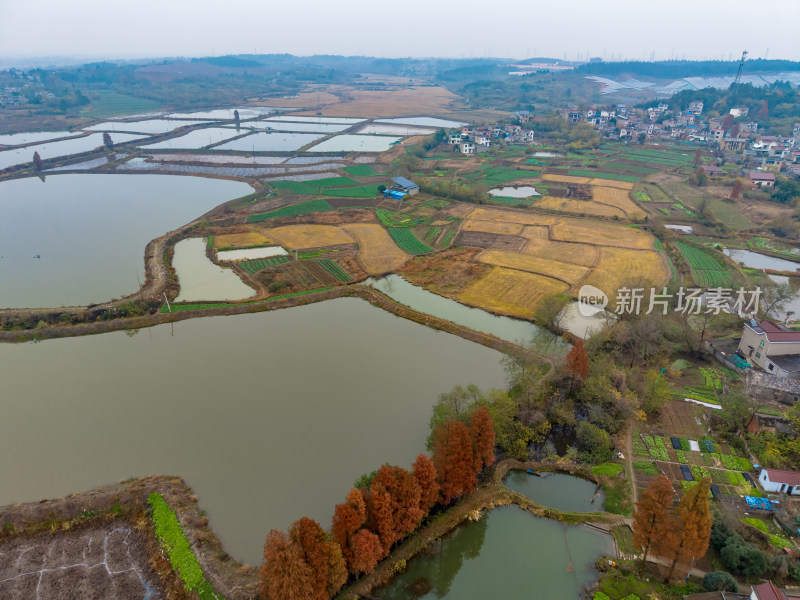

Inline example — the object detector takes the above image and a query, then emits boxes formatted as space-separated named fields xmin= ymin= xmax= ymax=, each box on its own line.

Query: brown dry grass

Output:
xmin=478 ymin=249 xmax=589 ymax=285
xmin=589 ymin=178 xmax=634 ymax=190
xmin=399 ymin=248 xmax=490 ymax=296
xmin=292 ymin=85 xmax=464 ymax=118
xmin=459 ymin=267 xmax=569 ymax=319
xmin=265 ymin=224 xmax=354 ymax=250
xmin=582 ymin=247 xmax=668 ymax=296
xmin=214 ymin=231 xmax=273 ymax=248
xmin=520 ymin=226 xmax=549 ymax=240
xmin=467 ymin=207 xmax=559 ymax=226
xmin=591 ymin=186 xmax=645 ymax=219
xmin=534 ymin=196 xmax=626 ymax=218
xmin=542 ymin=174 xmax=592 ymax=185
xmin=341 ymin=223 xmax=409 ymax=274
xmin=550 ymin=220 xmax=654 ymax=249
xmin=521 ymin=237 xmax=598 ymax=267
xmin=461 ymin=219 xmax=524 ymax=235
xmin=255 ymin=89 xmax=341 ymax=108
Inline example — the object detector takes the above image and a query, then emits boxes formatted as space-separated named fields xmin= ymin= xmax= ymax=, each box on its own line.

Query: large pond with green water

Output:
xmin=0 ymin=174 xmax=252 ymax=308
xmin=0 ymin=298 xmax=506 ymax=564
xmin=375 ymin=506 xmax=611 ymax=600
xmin=503 ymin=471 xmax=605 ymax=512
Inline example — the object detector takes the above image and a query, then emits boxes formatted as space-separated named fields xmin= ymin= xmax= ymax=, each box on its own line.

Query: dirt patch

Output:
xmin=399 ymin=248 xmax=489 ymax=296
xmin=657 ymin=400 xmax=707 ymax=439
xmin=490 ymin=234 xmax=528 ymax=253
xmin=0 ymin=521 xmax=172 ymax=599
xmin=256 ymin=260 xmax=326 ymax=295
xmin=455 ymin=230 xmax=499 ymax=249
xmin=0 ymin=476 xmax=259 ymax=600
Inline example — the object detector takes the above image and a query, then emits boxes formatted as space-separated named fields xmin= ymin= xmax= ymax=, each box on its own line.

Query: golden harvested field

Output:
xmin=551 ymin=220 xmax=654 ymax=249
xmin=255 ymin=89 xmax=341 ymax=108
xmin=265 ymin=224 xmax=354 ymax=250
xmin=520 ymin=225 xmax=549 ymax=240
xmin=467 ymin=207 xmax=559 ymax=226
xmin=522 ymin=237 xmax=598 ymax=267
xmin=542 ymin=174 xmax=592 ymax=185
xmin=461 ymin=219 xmax=524 ymax=235
xmin=446 ymin=203 xmax=475 ymax=219
xmin=459 ymin=267 xmax=569 ymax=319
xmin=341 ymin=223 xmax=409 ymax=274
xmin=293 ymin=85 xmax=464 ymax=118
xmin=213 ymin=231 xmax=273 ymax=248
xmin=534 ymin=196 xmax=626 ymax=218
xmin=589 ymin=178 xmax=634 ymax=190
xmin=582 ymin=247 xmax=669 ymax=297
xmin=591 ymin=187 xmax=645 ymax=218
xmin=478 ymin=249 xmax=589 ymax=285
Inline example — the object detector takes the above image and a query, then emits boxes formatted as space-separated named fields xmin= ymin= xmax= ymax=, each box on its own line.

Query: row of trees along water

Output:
xmin=258 ymin=407 xmax=496 ymax=600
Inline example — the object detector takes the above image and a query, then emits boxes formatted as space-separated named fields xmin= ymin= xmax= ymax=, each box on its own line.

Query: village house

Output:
xmin=749 ymin=171 xmax=776 ymax=188
xmin=722 ymin=138 xmax=748 ymax=152
xmin=460 ymin=142 xmax=475 ymax=155
xmin=703 ymin=165 xmax=723 ymax=177
xmin=514 ymin=110 xmax=531 ymax=123
xmin=739 ymin=320 xmax=800 ymax=378
xmin=688 ymin=100 xmax=704 ymax=115
xmin=759 ymin=469 xmax=800 ymax=495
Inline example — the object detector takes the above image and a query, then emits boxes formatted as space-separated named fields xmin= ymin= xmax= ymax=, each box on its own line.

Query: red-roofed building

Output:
xmin=749 ymin=171 xmax=776 ymax=188
xmin=758 ymin=469 xmax=800 ymax=495
xmin=739 ymin=320 xmax=800 ymax=378
xmin=751 ymin=580 xmax=788 ymax=600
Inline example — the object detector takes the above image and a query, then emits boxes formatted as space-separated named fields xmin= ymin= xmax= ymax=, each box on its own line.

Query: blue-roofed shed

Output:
xmin=391 ymin=177 xmax=419 ymax=195
xmin=383 ymin=189 xmax=407 ymax=201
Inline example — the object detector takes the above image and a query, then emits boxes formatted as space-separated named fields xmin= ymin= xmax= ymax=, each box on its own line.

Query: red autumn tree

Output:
xmin=370 ymin=465 xmax=423 ymax=547
xmin=412 ymin=453 xmax=439 ymax=515
xmin=469 ymin=406 xmax=496 ymax=471
xmin=349 ymin=528 xmax=383 ymax=575
xmin=632 ymin=475 xmax=674 ymax=574
xmin=260 ymin=529 xmax=314 ymax=600
xmin=661 ymin=477 xmax=712 ymax=582
xmin=366 ymin=483 xmax=395 ymax=552
xmin=565 ymin=338 xmax=589 ymax=380
xmin=331 ymin=488 xmax=367 ymax=568
xmin=288 ymin=517 xmax=347 ymax=600
xmin=731 ymin=179 xmax=744 ymax=200
xmin=432 ymin=419 xmax=477 ymax=504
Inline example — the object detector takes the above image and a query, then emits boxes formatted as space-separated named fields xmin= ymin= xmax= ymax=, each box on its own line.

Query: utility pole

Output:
xmin=731 ymin=50 xmax=748 ymax=103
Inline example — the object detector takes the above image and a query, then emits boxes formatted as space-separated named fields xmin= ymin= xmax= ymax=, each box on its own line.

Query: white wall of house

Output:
xmin=759 ymin=471 xmax=800 ymax=494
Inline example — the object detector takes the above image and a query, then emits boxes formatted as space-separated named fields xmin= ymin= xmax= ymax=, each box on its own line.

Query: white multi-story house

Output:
xmin=460 ymin=142 xmax=475 ymax=155
xmin=739 ymin=320 xmax=800 ymax=377
xmin=759 ymin=469 xmax=800 ymax=495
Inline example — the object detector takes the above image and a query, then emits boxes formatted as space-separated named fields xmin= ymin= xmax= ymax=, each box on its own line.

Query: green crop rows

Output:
xmin=239 ymin=255 xmax=290 ymax=274
xmin=676 ymin=450 xmax=688 ymax=464
xmin=388 ymin=228 xmax=433 ymax=255
xmin=271 ymin=180 xmax=323 ymax=194
xmin=568 ymin=169 xmax=640 ymax=182
xmin=316 ymin=259 xmax=351 ymax=282
xmin=634 ymin=191 xmax=653 ymax=202
xmin=424 ymin=226 xmax=442 ymax=242
xmin=343 ymin=164 xmax=376 ymax=177
xmin=323 ymin=184 xmax=381 ymax=198
xmin=308 ymin=176 xmax=358 ymax=187
xmin=441 ymin=229 xmax=456 ymax=248
xmin=676 ymin=241 xmax=733 ymax=287
xmin=148 ymin=494 xmax=223 ymax=600
xmin=248 ymin=199 xmax=334 ymax=222
xmin=376 ymin=209 xmax=430 ymax=227
xmin=649 ymin=446 xmax=668 ymax=461
xmin=634 ymin=461 xmax=658 ymax=475
xmin=601 ymin=162 xmax=660 ymax=175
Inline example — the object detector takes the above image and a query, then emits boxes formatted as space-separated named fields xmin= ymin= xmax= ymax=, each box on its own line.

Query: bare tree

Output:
xmin=761 ymin=282 xmax=794 ymax=321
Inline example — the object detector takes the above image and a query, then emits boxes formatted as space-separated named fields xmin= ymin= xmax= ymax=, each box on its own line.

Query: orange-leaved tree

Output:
xmin=260 ymin=529 xmax=314 ymax=600
xmin=632 ymin=475 xmax=675 ymax=574
xmin=349 ymin=528 xmax=383 ymax=575
xmin=332 ymin=488 xmax=367 ymax=571
xmin=412 ymin=453 xmax=439 ymax=515
xmin=288 ymin=517 xmax=347 ymax=600
xmin=369 ymin=465 xmax=423 ymax=548
xmin=469 ymin=406 xmax=496 ymax=471
xmin=662 ymin=477 xmax=712 ymax=582
xmin=432 ymin=419 xmax=477 ymax=504
xmin=565 ymin=338 xmax=589 ymax=380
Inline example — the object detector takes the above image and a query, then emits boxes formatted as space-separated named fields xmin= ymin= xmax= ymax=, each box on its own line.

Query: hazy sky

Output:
xmin=1 ymin=0 xmax=799 ymax=64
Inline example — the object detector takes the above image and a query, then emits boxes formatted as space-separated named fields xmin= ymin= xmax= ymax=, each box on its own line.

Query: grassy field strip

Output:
xmin=247 ymin=199 xmax=334 ymax=222
xmin=567 ymin=169 xmax=640 ymax=183
xmin=316 ymin=258 xmax=352 ymax=282
xmin=387 ymin=228 xmax=433 ymax=254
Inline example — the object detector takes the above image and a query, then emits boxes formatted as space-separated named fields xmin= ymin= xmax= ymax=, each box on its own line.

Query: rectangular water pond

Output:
xmin=0 ymin=131 xmax=81 ymax=147
xmin=216 ymin=246 xmax=288 ymax=261
xmin=264 ymin=116 xmax=365 ymax=124
xmin=212 ymin=132 xmax=325 ymax=152
xmin=246 ymin=121 xmax=351 ymax=133
xmin=376 ymin=116 xmax=467 ymax=128
xmin=307 ymin=134 xmax=401 ymax=153
xmin=139 ymin=128 xmax=246 ymax=150
xmin=503 ymin=470 xmax=604 ymax=512
xmin=85 ymin=119 xmax=208 ymax=135
xmin=374 ymin=506 xmax=611 ymax=600
xmin=172 ymin=238 xmax=255 ymax=302
xmin=0 ymin=133 xmax=148 ymax=171
xmin=166 ymin=107 xmax=275 ymax=120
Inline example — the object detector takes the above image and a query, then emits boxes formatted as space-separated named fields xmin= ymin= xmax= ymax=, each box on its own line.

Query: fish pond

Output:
xmin=724 ymin=248 xmax=800 ymax=272
xmin=367 ymin=275 xmax=568 ymax=355
xmin=85 ymin=119 xmax=208 ymax=135
xmin=503 ymin=470 xmax=605 ymax=513
xmin=0 ymin=298 xmax=507 ymax=564
xmin=172 ymin=238 xmax=255 ymax=302
xmin=374 ymin=506 xmax=611 ymax=600
xmin=0 ymin=130 xmax=81 ymax=147
xmin=212 ymin=132 xmax=325 ymax=152
xmin=308 ymin=134 xmax=401 ymax=152
xmin=488 ymin=186 xmax=541 ymax=198
xmin=0 ymin=133 xmax=147 ymax=170
xmin=0 ymin=174 xmax=253 ymax=308
xmin=376 ymin=117 xmax=467 ymax=128
xmin=139 ymin=128 xmax=245 ymax=150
